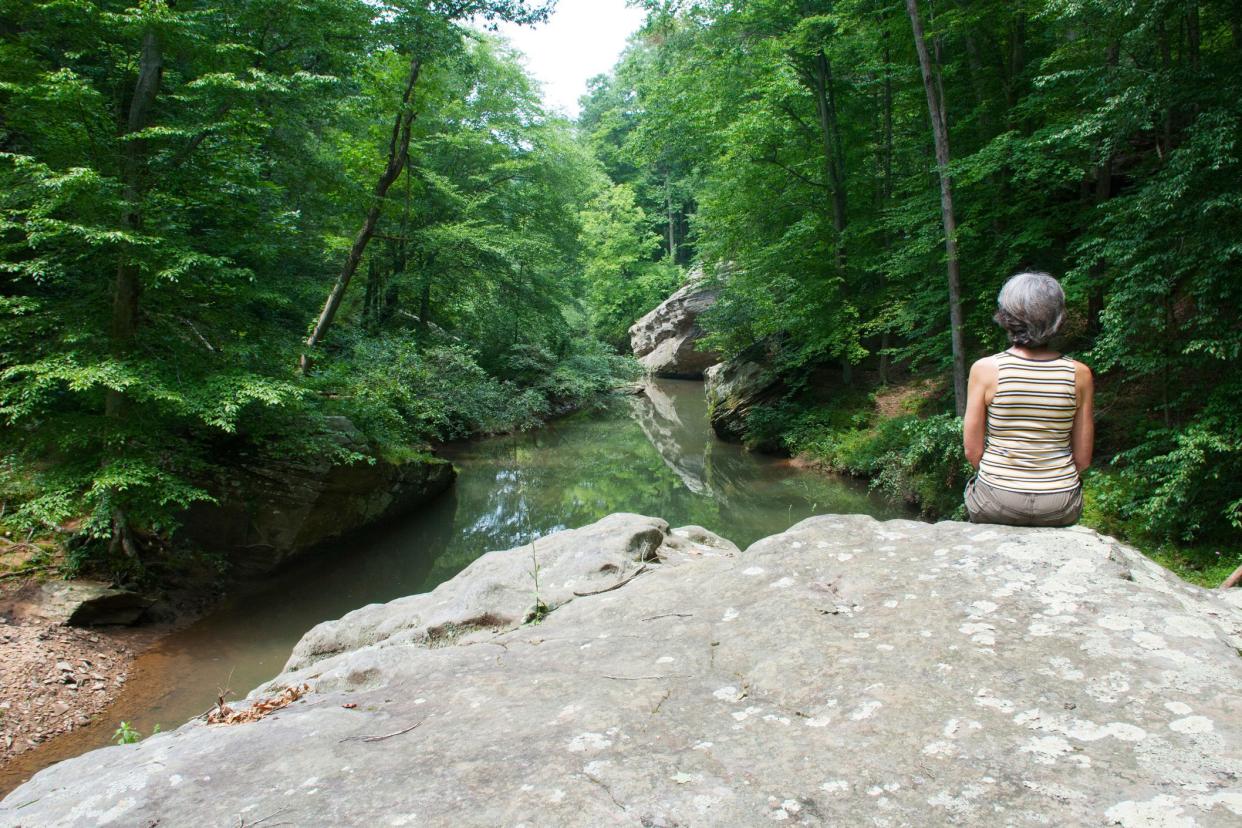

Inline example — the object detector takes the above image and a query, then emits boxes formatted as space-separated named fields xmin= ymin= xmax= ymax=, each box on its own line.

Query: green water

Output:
xmin=1 ymin=379 xmax=907 ymax=792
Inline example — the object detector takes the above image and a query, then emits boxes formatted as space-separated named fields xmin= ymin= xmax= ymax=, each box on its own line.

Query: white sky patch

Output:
xmin=494 ymin=0 xmax=646 ymax=117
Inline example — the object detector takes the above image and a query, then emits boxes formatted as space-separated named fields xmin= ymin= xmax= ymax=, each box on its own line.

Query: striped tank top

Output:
xmin=977 ymin=351 xmax=1080 ymax=494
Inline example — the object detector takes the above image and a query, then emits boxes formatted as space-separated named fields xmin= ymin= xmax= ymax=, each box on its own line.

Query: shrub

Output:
xmin=868 ymin=415 xmax=972 ymax=519
xmin=1090 ymin=393 xmax=1242 ymax=543
xmin=752 ymin=391 xmax=970 ymax=519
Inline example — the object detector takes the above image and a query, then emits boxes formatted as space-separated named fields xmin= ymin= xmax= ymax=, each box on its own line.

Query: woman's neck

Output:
xmin=1007 ymin=344 xmax=1060 ymax=360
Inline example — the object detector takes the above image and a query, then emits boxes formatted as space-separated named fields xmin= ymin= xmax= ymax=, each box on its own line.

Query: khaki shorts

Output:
xmin=964 ymin=475 xmax=1083 ymax=527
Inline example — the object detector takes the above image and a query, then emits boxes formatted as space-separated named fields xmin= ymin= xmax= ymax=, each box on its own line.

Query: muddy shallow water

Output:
xmin=1 ymin=379 xmax=908 ymax=794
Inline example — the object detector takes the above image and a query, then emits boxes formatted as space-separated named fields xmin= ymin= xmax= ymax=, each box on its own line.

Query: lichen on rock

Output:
xmin=3 ymin=514 xmax=1241 ymax=827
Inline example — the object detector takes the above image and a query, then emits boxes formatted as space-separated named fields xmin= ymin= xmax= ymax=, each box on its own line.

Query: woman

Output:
xmin=962 ymin=271 xmax=1094 ymax=526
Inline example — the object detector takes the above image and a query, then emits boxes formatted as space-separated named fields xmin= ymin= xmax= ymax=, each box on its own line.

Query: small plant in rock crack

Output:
xmin=526 ymin=536 xmax=549 ymax=624
xmin=112 ymin=721 xmax=161 ymax=744
xmin=113 ymin=721 xmax=140 ymax=745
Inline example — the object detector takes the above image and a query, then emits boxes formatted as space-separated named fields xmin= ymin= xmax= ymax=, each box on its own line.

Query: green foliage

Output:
xmin=585 ymin=0 xmax=1242 ymax=546
xmin=578 ymin=183 xmax=680 ymax=346
xmin=1092 ymin=397 xmax=1242 ymax=543
xmin=113 ymin=721 xmax=140 ymax=745
xmin=737 ymin=379 xmax=969 ymax=520
xmin=866 ymin=416 xmax=973 ymax=521
xmin=325 ymin=337 xmax=543 ymax=444
xmin=0 ymin=1 xmax=624 ymax=576
xmin=321 ymin=331 xmax=635 ymax=450
xmin=774 ymin=398 xmax=971 ymax=520
xmin=1081 ymin=469 xmax=1239 ymax=588
xmin=525 ymin=538 xmax=549 ymax=624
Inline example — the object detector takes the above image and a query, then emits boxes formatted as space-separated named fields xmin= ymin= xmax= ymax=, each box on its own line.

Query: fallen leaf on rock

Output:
xmin=207 ymin=684 xmax=309 ymax=725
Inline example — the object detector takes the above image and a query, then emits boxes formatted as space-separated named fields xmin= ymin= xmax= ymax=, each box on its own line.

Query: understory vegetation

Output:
xmin=579 ymin=0 xmax=1241 ymax=583
xmin=0 ymin=0 xmax=639 ymax=575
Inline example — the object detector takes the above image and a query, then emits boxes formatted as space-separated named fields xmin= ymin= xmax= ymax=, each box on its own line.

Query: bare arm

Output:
xmin=1071 ymin=361 xmax=1095 ymax=472
xmin=962 ymin=358 xmax=994 ymax=469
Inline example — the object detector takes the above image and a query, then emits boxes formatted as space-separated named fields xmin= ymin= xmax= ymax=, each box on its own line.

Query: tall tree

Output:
xmin=301 ymin=53 xmax=423 ymax=373
xmin=906 ymin=0 xmax=966 ymax=415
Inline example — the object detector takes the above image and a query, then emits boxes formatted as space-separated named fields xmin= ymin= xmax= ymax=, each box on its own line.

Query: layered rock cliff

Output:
xmin=704 ymin=350 xmax=783 ymax=449
xmin=4 ymin=515 xmax=1241 ymax=827
xmin=179 ymin=416 xmax=456 ymax=576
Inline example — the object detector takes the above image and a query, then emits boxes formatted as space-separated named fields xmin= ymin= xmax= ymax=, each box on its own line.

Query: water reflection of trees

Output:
xmin=428 ymin=380 xmax=909 ymax=578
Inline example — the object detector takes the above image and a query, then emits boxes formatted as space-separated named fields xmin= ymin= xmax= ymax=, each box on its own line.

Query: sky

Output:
xmin=494 ymin=0 xmax=647 ymax=118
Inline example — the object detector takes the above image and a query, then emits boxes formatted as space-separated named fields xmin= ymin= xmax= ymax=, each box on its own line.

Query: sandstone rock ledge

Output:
xmin=629 ymin=276 xmax=721 ymax=379
xmin=180 ymin=417 xmax=456 ymax=577
xmin=4 ymin=515 xmax=1242 ymax=827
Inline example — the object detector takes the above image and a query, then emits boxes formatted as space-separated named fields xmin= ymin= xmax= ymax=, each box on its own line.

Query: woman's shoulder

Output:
xmin=1062 ymin=355 xmax=1093 ymax=376
xmin=969 ymin=354 xmax=1001 ymax=377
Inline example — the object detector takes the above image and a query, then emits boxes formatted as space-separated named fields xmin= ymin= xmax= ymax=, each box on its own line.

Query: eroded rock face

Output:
xmin=5 ymin=515 xmax=1242 ymax=827
xmin=282 ymin=513 xmax=681 ymax=676
xmin=704 ymin=351 xmax=783 ymax=448
xmin=629 ymin=275 xmax=721 ymax=379
xmin=26 ymin=581 xmax=152 ymax=627
xmin=179 ymin=417 xmax=456 ymax=576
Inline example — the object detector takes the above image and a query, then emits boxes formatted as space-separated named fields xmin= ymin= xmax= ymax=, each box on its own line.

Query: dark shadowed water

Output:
xmin=0 ymin=379 xmax=907 ymax=793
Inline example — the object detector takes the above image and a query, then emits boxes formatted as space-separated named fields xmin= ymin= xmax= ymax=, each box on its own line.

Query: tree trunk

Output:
xmin=419 ymin=279 xmax=431 ymax=328
xmin=104 ymin=25 xmax=163 ymax=559
xmin=109 ymin=27 xmax=162 ymax=416
xmin=907 ymin=0 xmax=967 ymax=416
xmin=879 ymin=19 xmax=894 ymax=385
xmin=1087 ymin=159 xmax=1111 ymax=337
xmin=957 ymin=22 xmax=990 ymax=129
xmin=300 ymin=56 xmax=422 ymax=373
xmin=808 ymin=48 xmax=851 ymax=383
xmin=666 ymin=176 xmax=677 ymax=261
xmin=1186 ymin=0 xmax=1201 ymax=72
xmin=1087 ymin=40 xmax=1120 ymax=338
xmin=363 ymin=256 xmax=382 ymax=329
xmin=1157 ymin=19 xmax=1173 ymax=158
xmin=810 ymin=49 xmax=848 ymax=255
xmin=1009 ymin=12 xmax=1026 ymax=100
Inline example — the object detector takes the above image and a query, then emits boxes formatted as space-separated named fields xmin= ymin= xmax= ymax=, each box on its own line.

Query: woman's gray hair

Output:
xmin=993 ymin=271 xmax=1066 ymax=348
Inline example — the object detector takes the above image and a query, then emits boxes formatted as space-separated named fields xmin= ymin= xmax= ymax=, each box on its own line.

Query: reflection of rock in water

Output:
xmin=629 ymin=380 xmax=711 ymax=495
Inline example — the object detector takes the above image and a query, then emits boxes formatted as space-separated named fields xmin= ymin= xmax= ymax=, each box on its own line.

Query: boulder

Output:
xmin=704 ymin=350 xmax=783 ymax=448
xmin=6 ymin=515 xmax=1242 ymax=827
xmin=629 ymin=272 xmax=720 ymax=378
xmin=28 ymin=580 xmax=153 ymax=626
xmin=179 ymin=417 xmax=456 ymax=577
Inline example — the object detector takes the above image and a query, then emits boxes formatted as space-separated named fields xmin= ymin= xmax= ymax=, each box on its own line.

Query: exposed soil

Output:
xmin=872 ymin=376 xmax=943 ymax=419
xmin=0 ymin=576 xmax=173 ymax=780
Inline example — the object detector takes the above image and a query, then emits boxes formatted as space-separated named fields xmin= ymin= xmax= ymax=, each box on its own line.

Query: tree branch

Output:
xmin=758 ymin=154 xmax=829 ymax=191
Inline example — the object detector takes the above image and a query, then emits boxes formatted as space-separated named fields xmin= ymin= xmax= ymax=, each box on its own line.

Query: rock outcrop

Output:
xmin=629 ymin=274 xmax=721 ymax=379
xmin=25 ymin=581 xmax=153 ymax=626
xmin=179 ymin=417 xmax=456 ymax=576
xmin=6 ymin=515 xmax=1242 ymax=827
xmin=704 ymin=350 xmax=783 ymax=448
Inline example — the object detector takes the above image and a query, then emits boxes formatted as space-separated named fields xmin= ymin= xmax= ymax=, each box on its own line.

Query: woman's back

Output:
xmin=978 ymin=351 xmax=1079 ymax=494
xmin=963 ymin=270 xmax=1093 ymax=527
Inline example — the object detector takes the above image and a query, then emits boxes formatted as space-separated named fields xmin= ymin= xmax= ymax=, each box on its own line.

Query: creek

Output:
xmin=0 ymin=379 xmax=908 ymax=793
